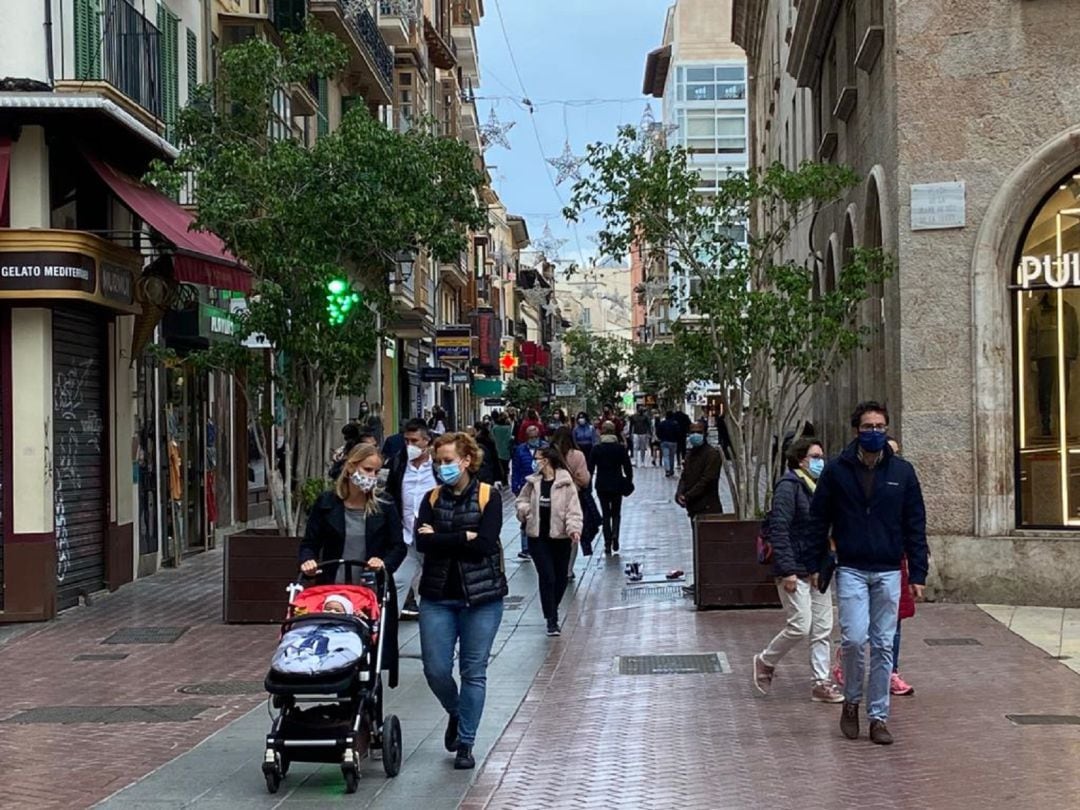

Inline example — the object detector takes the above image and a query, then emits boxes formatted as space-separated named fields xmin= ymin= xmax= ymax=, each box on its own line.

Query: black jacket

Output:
xmin=298 ymin=490 xmax=407 ymax=686
xmin=677 ymin=444 xmax=723 ymax=515
xmin=590 ymin=440 xmax=632 ymax=495
xmin=476 ymin=434 xmax=500 ymax=485
xmin=415 ymin=478 xmax=507 ymax=606
xmin=383 ymin=448 xmax=409 ymax=518
xmin=656 ymin=418 xmax=681 ymax=443
xmin=768 ymin=471 xmax=818 ymax=577
xmin=809 ymin=441 xmax=929 ymax=584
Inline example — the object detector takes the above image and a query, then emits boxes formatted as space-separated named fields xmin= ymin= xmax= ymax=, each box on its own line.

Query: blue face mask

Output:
xmin=808 ymin=458 xmax=825 ymax=479
xmin=527 ymin=438 xmax=540 ymax=448
xmin=858 ymin=430 xmax=888 ymax=453
xmin=687 ymin=434 xmax=704 ymax=448
xmin=531 ymin=460 xmax=541 ymax=473
xmin=438 ymin=463 xmax=462 ymax=485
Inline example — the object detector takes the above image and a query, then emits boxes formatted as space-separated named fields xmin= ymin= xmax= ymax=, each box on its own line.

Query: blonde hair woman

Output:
xmin=299 ymin=444 xmax=406 ymax=585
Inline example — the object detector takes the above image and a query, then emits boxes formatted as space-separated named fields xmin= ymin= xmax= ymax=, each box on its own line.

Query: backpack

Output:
xmin=428 ymin=482 xmax=492 ymax=511
xmin=755 ymin=472 xmax=815 ymax=565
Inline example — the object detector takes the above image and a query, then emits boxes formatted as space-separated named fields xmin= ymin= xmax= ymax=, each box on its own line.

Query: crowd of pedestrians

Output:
xmin=302 ymin=396 xmax=927 ymax=773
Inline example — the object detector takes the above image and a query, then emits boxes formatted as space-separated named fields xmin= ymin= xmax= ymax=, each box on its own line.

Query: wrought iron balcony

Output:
xmin=351 ymin=3 xmax=394 ymax=89
xmin=103 ymin=0 xmax=162 ymax=120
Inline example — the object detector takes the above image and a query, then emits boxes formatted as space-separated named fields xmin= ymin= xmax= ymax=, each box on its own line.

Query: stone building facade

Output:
xmin=733 ymin=0 xmax=1080 ymax=605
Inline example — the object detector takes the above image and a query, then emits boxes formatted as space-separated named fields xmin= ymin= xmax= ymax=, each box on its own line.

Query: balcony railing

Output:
xmin=347 ymin=4 xmax=394 ymax=89
xmin=103 ymin=0 xmax=162 ymax=120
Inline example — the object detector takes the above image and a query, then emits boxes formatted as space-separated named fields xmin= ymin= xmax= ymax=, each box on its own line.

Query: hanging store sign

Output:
xmin=451 ymin=371 xmax=471 ymax=384
xmin=435 ymin=325 xmax=472 ymax=359
xmin=420 ymin=366 xmax=451 ymax=383
xmin=0 ymin=231 xmax=140 ymax=313
xmin=554 ymin=383 xmax=577 ymax=397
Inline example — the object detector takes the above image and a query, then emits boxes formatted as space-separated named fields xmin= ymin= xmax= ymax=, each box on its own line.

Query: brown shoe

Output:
xmin=869 ymin=720 xmax=894 ymax=745
xmin=752 ymin=654 xmax=774 ymax=696
xmin=840 ymin=701 xmax=860 ymax=739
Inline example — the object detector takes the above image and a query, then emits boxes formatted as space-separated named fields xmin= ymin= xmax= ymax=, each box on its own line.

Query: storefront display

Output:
xmin=1015 ymin=173 xmax=1080 ymax=526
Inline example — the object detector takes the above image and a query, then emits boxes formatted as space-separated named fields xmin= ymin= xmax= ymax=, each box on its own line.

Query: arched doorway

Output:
xmin=1014 ymin=169 xmax=1080 ymax=527
xmin=863 ymin=180 xmax=887 ymax=401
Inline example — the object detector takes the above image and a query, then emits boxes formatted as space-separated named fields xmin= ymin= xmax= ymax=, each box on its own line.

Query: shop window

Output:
xmin=1014 ymin=170 xmax=1080 ymax=526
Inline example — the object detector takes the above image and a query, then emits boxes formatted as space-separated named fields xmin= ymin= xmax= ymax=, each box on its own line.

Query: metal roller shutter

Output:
xmin=53 ymin=309 xmax=107 ymax=609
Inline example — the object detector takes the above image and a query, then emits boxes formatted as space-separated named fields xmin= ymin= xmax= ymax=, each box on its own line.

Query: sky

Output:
xmin=475 ymin=0 xmax=671 ymax=268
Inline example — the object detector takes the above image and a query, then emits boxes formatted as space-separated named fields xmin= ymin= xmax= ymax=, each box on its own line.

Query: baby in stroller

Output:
xmin=269 ymin=588 xmax=378 ymax=678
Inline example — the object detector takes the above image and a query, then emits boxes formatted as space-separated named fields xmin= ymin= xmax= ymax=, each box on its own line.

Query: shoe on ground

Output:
xmin=840 ymin=701 xmax=860 ymax=740
xmin=869 ymin=719 xmax=894 ymax=745
xmin=546 ymin=621 xmax=561 ymax=637
xmin=400 ymin=602 xmax=420 ymax=620
xmin=454 ymin=744 xmax=475 ymax=769
xmin=517 ymin=551 xmax=532 ymax=561
xmin=612 ymin=537 xmax=620 ymax=553
xmin=890 ymin=672 xmax=915 ymax=696
xmin=752 ymin=654 xmax=774 ymax=696
xmin=811 ymin=683 xmax=844 ymax=703
xmin=444 ymin=713 xmax=460 ymax=752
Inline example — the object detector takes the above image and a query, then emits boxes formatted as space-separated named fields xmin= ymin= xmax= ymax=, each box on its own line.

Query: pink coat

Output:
xmin=515 ymin=469 xmax=584 ymax=540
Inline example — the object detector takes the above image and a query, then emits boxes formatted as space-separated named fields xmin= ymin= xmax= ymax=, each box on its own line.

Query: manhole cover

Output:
xmin=177 ymin=681 xmax=264 ymax=696
xmin=1006 ymin=714 xmax=1080 ymax=726
xmin=621 ymin=585 xmax=685 ymax=602
xmin=73 ymin=653 xmax=129 ymax=662
xmin=615 ymin=653 xmax=730 ymax=675
xmin=1 ymin=705 xmax=211 ymax=725
xmin=102 ymin=627 xmax=189 ymax=645
xmin=504 ymin=595 xmax=526 ymax=611
xmin=924 ymin=638 xmax=982 ymax=646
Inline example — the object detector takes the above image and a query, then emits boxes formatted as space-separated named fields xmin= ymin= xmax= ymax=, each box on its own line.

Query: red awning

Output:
xmin=86 ymin=155 xmax=252 ymax=293
xmin=0 ymin=136 xmax=10 ymax=222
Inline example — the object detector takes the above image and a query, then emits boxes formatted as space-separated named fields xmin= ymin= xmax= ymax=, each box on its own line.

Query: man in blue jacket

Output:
xmin=809 ymin=401 xmax=928 ymax=747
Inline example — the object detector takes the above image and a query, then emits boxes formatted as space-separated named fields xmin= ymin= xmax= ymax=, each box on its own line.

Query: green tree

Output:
xmin=630 ymin=340 xmax=709 ymax=410
xmin=503 ymin=377 xmax=543 ymax=411
xmin=148 ymin=27 xmax=487 ymax=534
xmin=561 ymin=327 xmax=630 ymax=414
xmin=566 ymin=126 xmax=892 ymax=519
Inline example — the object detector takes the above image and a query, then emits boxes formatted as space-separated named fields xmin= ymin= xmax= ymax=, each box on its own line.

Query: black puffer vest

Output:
xmin=419 ymin=479 xmax=508 ymax=606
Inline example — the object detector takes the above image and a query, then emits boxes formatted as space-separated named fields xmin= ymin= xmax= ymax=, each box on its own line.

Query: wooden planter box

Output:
xmin=693 ymin=514 xmax=781 ymax=609
xmin=224 ymin=529 xmax=302 ymax=623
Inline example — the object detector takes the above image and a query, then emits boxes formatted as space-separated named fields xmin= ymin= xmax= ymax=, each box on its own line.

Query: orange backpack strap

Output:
xmin=428 ymin=482 xmax=491 ymax=511
xmin=428 ymin=485 xmax=442 ymax=507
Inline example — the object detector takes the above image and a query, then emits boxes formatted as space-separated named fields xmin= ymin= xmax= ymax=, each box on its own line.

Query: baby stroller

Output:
xmin=262 ymin=559 xmax=403 ymax=794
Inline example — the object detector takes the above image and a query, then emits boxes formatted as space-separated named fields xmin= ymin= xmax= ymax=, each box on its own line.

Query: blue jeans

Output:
xmin=419 ymin=598 xmax=504 ymax=746
xmin=661 ymin=441 xmax=678 ymax=475
xmin=893 ymin=620 xmax=902 ymax=673
xmin=836 ymin=567 xmax=900 ymax=721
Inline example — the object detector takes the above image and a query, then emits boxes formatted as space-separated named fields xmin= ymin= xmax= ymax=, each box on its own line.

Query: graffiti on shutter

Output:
xmin=53 ymin=309 xmax=106 ymax=609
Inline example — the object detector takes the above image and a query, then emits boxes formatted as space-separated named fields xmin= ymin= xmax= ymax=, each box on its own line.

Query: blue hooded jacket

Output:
xmin=808 ymin=440 xmax=929 ymax=585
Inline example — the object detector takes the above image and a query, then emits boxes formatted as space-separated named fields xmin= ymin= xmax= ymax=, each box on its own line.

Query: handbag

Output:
xmin=619 ymin=477 xmax=635 ymax=498
xmin=817 ymin=550 xmax=838 ymax=594
xmin=578 ymin=489 xmax=601 ymax=557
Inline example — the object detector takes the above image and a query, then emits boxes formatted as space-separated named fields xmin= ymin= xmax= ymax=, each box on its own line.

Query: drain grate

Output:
xmin=503 ymin=595 xmax=526 ymax=611
xmin=615 ymin=652 xmax=731 ymax=675
xmin=621 ymin=585 xmax=685 ymax=602
xmin=1 ymin=704 xmax=211 ymax=725
xmin=1006 ymin=714 xmax=1080 ymax=726
xmin=177 ymin=681 xmax=265 ymax=696
xmin=924 ymin=637 xmax=982 ymax=646
xmin=73 ymin=653 xmax=129 ymax=662
xmin=102 ymin=626 xmax=189 ymax=645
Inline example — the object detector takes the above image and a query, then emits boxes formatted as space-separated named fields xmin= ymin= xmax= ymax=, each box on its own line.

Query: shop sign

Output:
xmin=483 ymin=398 xmax=506 ymax=406
xmin=554 ymin=383 xmax=577 ymax=397
xmin=1018 ymin=253 xmax=1080 ymax=289
xmin=436 ymin=325 xmax=472 ymax=360
xmin=100 ymin=261 xmax=134 ymax=304
xmin=0 ymin=251 xmax=95 ymax=292
xmin=472 ymin=379 xmax=503 ymax=397
xmin=911 ymin=181 xmax=966 ymax=231
xmin=420 ymin=366 xmax=451 ymax=383
xmin=451 ymin=371 xmax=471 ymax=384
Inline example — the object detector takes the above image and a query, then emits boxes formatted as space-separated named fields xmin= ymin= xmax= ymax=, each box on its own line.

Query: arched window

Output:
xmin=1014 ymin=169 xmax=1080 ymax=527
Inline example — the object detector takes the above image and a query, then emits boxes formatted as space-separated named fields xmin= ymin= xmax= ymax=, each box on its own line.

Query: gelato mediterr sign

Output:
xmin=0 ymin=252 xmax=96 ymax=292
xmin=1018 ymin=254 xmax=1080 ymax=288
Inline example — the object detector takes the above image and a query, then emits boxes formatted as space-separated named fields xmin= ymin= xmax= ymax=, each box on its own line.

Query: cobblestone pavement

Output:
xmin=463 ymin=465 xmax=1080 ymax=810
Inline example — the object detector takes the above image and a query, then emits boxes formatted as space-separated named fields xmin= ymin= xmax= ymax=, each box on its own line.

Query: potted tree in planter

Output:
xmin=148 ymin=27 xmax=488 ymax=621
xmin=565 ymin=126 xmax=892 ymax=607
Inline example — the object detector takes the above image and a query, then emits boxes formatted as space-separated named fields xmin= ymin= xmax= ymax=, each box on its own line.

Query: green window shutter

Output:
xmin=157 ymin=4 xmax=179 ymax=142
xmin=317 ymin=77 xmax=330 ymax=137
xmin=186 ymin=28 xmax=198 ymax=97
xmin=74 ymin=0 xmax=102 ymax=80
xmin=341 ymin=95 xmax=359 ymax=121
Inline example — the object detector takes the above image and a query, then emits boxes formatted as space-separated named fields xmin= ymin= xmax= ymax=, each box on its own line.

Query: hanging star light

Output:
xmin=520 ymin=288 xmax=550 ymax=309
xmin=480 ymin=108 xmax=516 ymax=151
xmin=640 ymin=104 xmax=657 ymax=131
xmin=532 ymin=223 xmax=568 ymax=259
xmin=546 ymin=141 xmax=585 ymax=185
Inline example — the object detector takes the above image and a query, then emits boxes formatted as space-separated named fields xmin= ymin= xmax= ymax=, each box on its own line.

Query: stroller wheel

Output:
xmin=263 ymin=766 xmax=282 ymax=794
xmin=342 ymin=765 xmax=359 ymax=794
xmin=382 ymin=714 xmax=403 ymax=778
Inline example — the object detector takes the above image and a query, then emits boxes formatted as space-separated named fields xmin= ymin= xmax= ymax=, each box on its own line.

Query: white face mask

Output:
xmin=406 ymin=444 xmax=424 ymax=462
xmin=350 ymin=471 xmax=378 ymax=492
